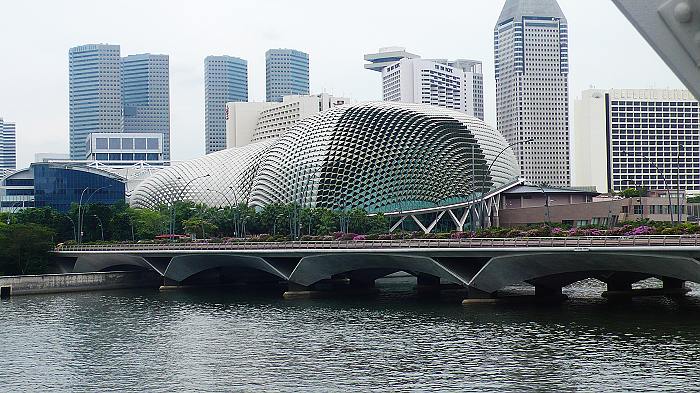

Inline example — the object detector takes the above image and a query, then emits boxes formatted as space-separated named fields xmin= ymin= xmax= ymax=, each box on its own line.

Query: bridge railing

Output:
xmin=53 ymin=235 xmax=700 ymax=252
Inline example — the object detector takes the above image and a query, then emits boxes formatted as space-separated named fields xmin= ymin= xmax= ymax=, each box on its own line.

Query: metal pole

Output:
xmin=170 ymin=174 xmax=211 ymax=240
xmin=92 ymin=214 xmax=104 ymax=241
xmin=676 ymin=143 xmax=684 ymax=224
xmin=479 ymin=138 xmax=534 ymax=228
xmin=622 ymin=150 xmax=673 ymax=224
xmin=79 ymin=185 xmax=112 ymax=244
xmin=77 ymin=187 xmax=89 ymax=244
xmin=537 ymin=184 xmax=550 ymax=224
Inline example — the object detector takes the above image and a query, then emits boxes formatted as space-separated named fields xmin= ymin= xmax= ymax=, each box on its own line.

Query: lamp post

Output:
xmin=170 ymin=174 xmax=210 ymax=240
xmin=65 ymin=215 xmax=76 ymax=241
xmin=5 ymin=201 xmax=23 ymax=224
xmin=479 ymin=138 xmax=534 ymax=228
xmin=92 ymin=214 xmax=104 ymax=241
xmin=621 ymin=149 xmax=673 ymax=224
xmin=536 ymin=184 xmax=551 ymax=224
xmin=676 ymin=143 xmax=685 ymax=223
xmin=78 ymin=185 xmax=112 ymax=244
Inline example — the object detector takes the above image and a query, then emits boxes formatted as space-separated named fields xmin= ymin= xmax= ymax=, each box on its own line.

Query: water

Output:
xmin=2 ymin=278 xmax=700 ymax=392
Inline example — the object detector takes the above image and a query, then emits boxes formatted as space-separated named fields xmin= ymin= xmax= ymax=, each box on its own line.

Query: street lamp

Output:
xmin=5 ymin=201 xmax=23 ymax=224
xmin=676 ymin=143 xmax=685 ymax=223
xmin=478 ymin=138 xmax=534 ymax=228
xmin=78 ymin=185 xmax=112 ymax=244
xmin=92 ymin=214 xmax=104 ymax=241
xmin=64 ymin=214 xmax=76 ymax=241
xmin=621 ymin=149 xmax=673 ymax=224
xmin=170 ymin=174 xmax=211 ymax=240
xmin=536 ymin=184 xmax=551 ymax=224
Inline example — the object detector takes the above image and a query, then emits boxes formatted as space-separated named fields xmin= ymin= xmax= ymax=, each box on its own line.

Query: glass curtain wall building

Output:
xmin=1 ymin=163 xmax=125 ymax=213
xmin=204 ymin=55 xmax=248 ymax=154
xmin=265 ymin=49 xmax=310 ymax=103
xmin=69 ymin=44 xmax=123 ymax=160
xmin=122 ymin=54 xmax=171 ymax=160
xmin=0 ymin=118 xmax=16 ymax=170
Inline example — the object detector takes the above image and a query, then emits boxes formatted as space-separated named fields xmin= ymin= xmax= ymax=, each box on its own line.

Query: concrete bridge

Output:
xmin=53 ymin=236 xmax=700 ymax=301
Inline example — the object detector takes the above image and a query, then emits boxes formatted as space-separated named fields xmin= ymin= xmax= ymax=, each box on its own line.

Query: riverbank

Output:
xmin=0 ymin=271 xmax=161 ymax=298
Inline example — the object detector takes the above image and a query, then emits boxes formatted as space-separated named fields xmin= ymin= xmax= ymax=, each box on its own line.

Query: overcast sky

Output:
xmin=0 ymin=0 xmax=686 ymax=168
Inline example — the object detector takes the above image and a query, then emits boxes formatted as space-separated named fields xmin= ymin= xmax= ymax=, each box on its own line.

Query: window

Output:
xmin=634 ymin=205 xmax=643 ymax=215
xmin=147 ymin=138 xmax=159 ymax=150
xmin=108 ymin=138 xmax=121 ymax=149
xmin=96 ymin=138 xmax=108 ymax=149
xmin=135 ymin=138 xmax=147 ymax=149
xmin=122 ymin=138 xmax=134 ymax=149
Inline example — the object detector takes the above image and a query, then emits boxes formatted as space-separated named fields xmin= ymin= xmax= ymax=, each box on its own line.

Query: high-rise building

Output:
xmin=69 ymin=44 xmax=123 ymax=160
xmin=122 ymin=54 xmax=171 ymax=160
xmin=494 ymin=0 xmax=570 ymax=187
xmin=226 ymin=93 xmax=355 ymax=147
xmin=573 ymin=89 xmax=700 ymax=194
xmin=265 ymin=49 xmax=310 ymax=102
xmin=204 ymin=56 xmax=248 ymax=154
xmin=0 ymin=118 xmax=16 ymax=170
xmin=364 ymin=47 xmax=484 ymax=120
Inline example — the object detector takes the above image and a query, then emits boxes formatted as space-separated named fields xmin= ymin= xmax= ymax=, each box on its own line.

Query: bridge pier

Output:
xmin=283 ymin=277 xmax=379 ymax=299
xmin=415 ymin=274 xmax=442 ymax=295
xmin=603 ymin=276 xmax=690 ymax=299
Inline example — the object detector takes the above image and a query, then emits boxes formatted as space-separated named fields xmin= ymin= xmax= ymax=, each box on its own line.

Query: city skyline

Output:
xmin=0 ymin=0 xmax=689 ymax=168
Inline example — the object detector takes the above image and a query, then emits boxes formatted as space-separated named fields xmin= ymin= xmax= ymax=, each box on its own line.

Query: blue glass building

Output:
xmin=68 ymin=44 xmax=123 ymax=160
xmin=122 ymin=54 xmax=171 ymax=160
xmin=265 ymin=49 xmax=310 ymax=103
xmin=1 ymin=164 xmax=125 ymax=213
xmin=204 ymin=56 xmax=248 ymax=154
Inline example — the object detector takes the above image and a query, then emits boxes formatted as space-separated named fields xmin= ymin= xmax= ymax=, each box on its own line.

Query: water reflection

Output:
xmin=1 ymin=280 xmax=700 ymax=391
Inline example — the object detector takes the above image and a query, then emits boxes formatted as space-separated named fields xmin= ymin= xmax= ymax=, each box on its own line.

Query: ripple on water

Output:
xmin=1 ymin=282 xmax=700 ymax=392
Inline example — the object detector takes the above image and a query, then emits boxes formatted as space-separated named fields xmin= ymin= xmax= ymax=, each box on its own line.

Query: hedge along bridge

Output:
xmin=53 ymin=235 xmax=700 ymax=300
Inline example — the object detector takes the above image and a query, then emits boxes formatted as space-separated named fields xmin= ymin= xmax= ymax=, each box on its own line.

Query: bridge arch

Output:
xmin=73 ymin=254 xmax=164 ymax=275
xmin=468 ymin=252 xmax=700 ymax=294
xmin=288 ymin=253 xmax=473 ymax=287
xmin=164 ymin=254 xmax=290 ymax=284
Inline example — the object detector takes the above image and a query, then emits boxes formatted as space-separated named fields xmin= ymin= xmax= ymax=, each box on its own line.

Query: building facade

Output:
xmin=0 ymin=163 xmax=125 ymax=213
xmin=265 ymin=49 xmax=310 ymax=103
xmin=122 ymin=54 xmax=170 ymax=160
xmin=0 ymin=118 xmax=16 ymax=170
xmin=205 ymin=55 xmax=248 ymax=154
xmin=69 ymin=44 xmax=123 ymax=160
xmin=573 ymin=89 xmax=700 ymax=194
xmin=495 ymin=0 xmax=570 ymax=187
xmin=364 ymin=48 xmax=484 ymax=120
xmin=226 ymin=94 xmax=354 ymax=147
xmin=131 ymin=102 xmax=520 ymax=212
xmin=85 ymin=132 xmax=164 ymax=166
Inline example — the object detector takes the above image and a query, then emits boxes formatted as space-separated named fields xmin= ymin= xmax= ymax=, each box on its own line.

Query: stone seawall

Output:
xmin=0 ymin=271 xmax=162 ymax=297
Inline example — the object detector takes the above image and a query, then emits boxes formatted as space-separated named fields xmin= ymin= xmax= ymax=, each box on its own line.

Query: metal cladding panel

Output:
xmin=130 ymin=102 xmax=519 ymax=214
xmin=129 ymin=139 xmax=275 ymax=208
xmin=249 ymin=102 xmax=519 ymax=213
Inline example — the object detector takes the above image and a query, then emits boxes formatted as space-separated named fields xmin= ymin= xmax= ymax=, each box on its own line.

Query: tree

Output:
xmin=620 ymin=188 xmax=641 ymax=198
xmin=182 ymin=217 xmax=218 ymax=239
xmin=0 ymin=223 xmax=55 ymax=275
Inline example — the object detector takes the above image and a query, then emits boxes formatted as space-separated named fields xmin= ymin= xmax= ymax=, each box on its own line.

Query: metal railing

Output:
xmin=53 ymin=235 xmax=700 ymax=253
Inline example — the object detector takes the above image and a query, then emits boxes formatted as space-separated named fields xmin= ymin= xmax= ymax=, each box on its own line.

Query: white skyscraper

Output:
xmin=0 ymin=118 xmax=16 ymax=170
xmin=495 ymin=0 xmax=570 ymax=187
xmin=573 ymin=89 xmax=700 ymax=194
xmin=364 ymin=47 xmax=484 ymax=120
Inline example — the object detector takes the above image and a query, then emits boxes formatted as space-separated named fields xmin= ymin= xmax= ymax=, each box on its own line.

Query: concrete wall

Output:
xmin=0 ymin=271 xmax=161 ymax=297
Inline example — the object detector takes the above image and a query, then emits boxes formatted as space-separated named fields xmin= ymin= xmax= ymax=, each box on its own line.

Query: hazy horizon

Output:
xmin=0 ymin=0 xmax=686 ymax=168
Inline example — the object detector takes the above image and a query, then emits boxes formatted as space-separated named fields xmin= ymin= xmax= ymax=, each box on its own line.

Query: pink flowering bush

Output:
xmin=353 ymin=234 xmax=366 ymax=241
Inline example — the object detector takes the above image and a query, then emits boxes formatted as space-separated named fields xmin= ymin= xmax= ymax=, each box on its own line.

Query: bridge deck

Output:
xmin=54 ymin=235 xmax=700 ymax=253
